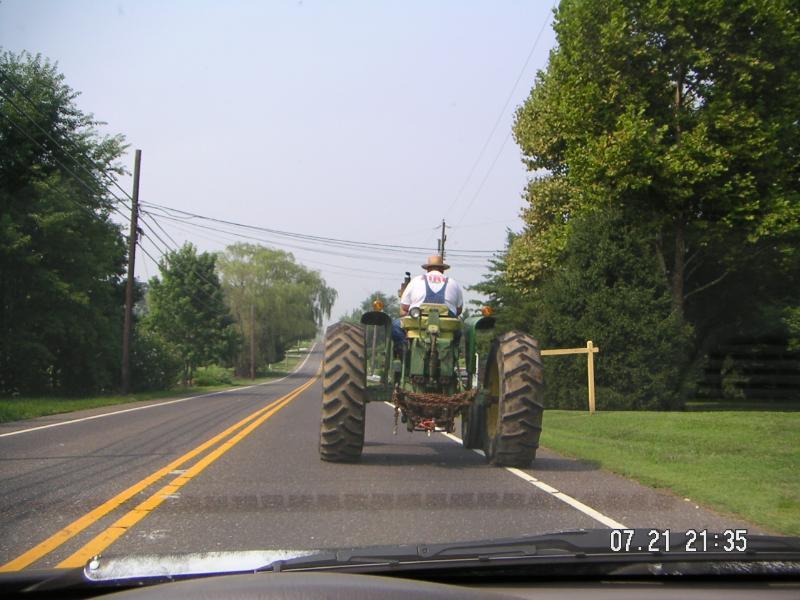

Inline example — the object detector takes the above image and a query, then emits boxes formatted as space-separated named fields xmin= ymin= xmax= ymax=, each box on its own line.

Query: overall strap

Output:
xmin=423 ymin=276 xmax=448 ymax=305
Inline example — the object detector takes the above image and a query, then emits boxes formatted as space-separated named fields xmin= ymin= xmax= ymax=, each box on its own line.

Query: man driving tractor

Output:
xmin=392 ymin=255 xmax=464 ymax=346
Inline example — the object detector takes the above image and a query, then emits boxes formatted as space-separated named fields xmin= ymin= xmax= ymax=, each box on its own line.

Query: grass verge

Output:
xmin=540 ymin=410 xmax=800 ymax=536
xmin=0 ymin=351 xmax=310 ymax=425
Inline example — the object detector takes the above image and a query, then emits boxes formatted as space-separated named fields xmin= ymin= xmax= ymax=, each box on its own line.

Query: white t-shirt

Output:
xmin=401 ymin=271 xmax=464 ymax=316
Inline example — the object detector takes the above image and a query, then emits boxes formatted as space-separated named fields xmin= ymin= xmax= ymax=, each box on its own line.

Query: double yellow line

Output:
xmin=1 ymin=375 xmax=318 ymax=572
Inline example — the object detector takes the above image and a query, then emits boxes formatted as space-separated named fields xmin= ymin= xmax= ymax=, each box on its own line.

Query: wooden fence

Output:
xmin=541 ymin=340 xmax=600 ymax=413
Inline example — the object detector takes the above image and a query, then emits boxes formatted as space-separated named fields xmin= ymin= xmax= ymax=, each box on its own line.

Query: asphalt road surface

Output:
xmin=0 ymin=343 xmax=758 ymax=571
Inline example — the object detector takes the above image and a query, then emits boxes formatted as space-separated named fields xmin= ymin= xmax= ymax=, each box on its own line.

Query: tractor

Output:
xmin=318 ymin=298 xmax=544 ymax=467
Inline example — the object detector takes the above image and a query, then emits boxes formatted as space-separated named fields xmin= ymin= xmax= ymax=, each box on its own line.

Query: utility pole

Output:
xmin=437 ymin=219 xmax=447 ymax=259
xmin=121 ymin=149 xmax=142 ymax=395
xmin=250 ymin=303 xmax=256 ymax=380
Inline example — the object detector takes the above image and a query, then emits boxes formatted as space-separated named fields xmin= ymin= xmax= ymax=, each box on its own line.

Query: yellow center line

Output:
xmin=57 ymin=375 xmax=318 ymax=568
xmin=0 ymin=375 xmax=317 ymax=572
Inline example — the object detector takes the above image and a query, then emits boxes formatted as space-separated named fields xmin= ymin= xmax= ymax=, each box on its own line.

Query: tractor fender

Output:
xmin=463 ymin=315 xmax=495 ymax=386
xmin=360 ymin=311 xmax=392 ymax=327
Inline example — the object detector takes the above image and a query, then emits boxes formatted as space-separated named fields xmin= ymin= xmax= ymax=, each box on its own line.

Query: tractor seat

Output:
xmin=400 ymin=304 xmax=461 ymax=338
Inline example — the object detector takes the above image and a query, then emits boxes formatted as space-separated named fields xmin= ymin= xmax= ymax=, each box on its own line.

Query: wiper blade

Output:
xmin=266 ymin=529 xmax=800 ymax=573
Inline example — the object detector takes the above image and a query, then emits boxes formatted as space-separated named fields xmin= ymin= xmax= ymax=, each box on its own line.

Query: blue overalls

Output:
xmin=422 ymin=277 xmax=454 ymax=316
xmin=391 ymin=276 xmax=453 ymax=347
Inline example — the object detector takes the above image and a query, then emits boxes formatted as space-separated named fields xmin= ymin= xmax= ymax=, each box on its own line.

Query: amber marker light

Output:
xmin=481 ymin=306 xmax=493 ymax=317
xmin=373 ymin=300 xmax=385 ymax=311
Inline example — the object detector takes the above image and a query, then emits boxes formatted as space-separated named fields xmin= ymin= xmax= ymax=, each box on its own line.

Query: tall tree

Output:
xmin=0 ymin=51 xmax=128 ymax=395
xmin=511 ymin=0 xmax=800 ymax=320
xmin=216 ymin=243 xmax=336 ymax=373
xmin=143 ymin=243 xmax=239 ymax=384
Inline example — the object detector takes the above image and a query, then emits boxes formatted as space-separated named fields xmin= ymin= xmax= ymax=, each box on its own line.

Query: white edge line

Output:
xmin=382 ymin=401 xmax=627 ymax=529
xmin=0 ymin=343 xmax=319 ymax=439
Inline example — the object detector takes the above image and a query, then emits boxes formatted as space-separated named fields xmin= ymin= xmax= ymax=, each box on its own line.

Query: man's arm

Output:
xmin=399 ymin=275 xmax=419 ymax=316
xmin=454 ymin=280 xmax=464 ymax=317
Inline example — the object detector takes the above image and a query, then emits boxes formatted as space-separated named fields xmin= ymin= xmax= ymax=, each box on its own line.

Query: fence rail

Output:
xmin=541 ymin=340 xmax=599 ymax=413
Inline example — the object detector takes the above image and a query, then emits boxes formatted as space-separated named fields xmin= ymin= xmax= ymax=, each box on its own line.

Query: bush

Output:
xmin=193 ymin=365 xmax=233 ymax=386
xmin=130 ymin=329 xmax=182 ymax=392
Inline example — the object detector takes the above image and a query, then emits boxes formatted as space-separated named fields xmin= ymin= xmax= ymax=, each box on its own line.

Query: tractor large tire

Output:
xmin=461 ymin=400 xmax=485 ymax=449
xmin=483 ymin=331 xmax=544 ymax=468
xmin=319 ymin=321 xmax=367 ymax=462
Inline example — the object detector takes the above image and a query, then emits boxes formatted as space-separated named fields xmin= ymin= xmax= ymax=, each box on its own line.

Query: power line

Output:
xmin=135 ymin=233 xmax=230 ymax=316
xmin=146 ymin=211 xmax=491 ymax=269
xmin=0 ymin=109 xmax=130 ymax=224
xmin=0 ymin=68 xmax=136 ymax=209
xmin=455 ymin=131 xmax=512 ymax=227
xmin=144 ymin=213 xmax=406 ymax=278
xmin=444 ymin=3 xmax=555 ymax=222
xmin=141 ymin=202 xmax=498 ymax=258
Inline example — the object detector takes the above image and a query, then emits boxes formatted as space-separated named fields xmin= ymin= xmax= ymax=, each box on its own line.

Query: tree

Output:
xmin=495 ymin=1 xmax=800 ymax=406
xmin=0 ymin=51 xmax=128 ymax=395
xmin=216 ymin=243 xmax=336 ymax=374
xmin=143 ymin=243 xmax=239 ymax=384
xmin=511 ymin=0 xmax=800 ymax=319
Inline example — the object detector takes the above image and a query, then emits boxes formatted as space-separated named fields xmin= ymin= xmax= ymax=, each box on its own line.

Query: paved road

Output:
xmin=0 ymin=343 xmax=758 ymax=571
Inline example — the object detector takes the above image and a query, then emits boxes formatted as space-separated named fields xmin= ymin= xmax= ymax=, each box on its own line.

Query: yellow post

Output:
xmin=587 ymin=340 xmax=596 ymax=414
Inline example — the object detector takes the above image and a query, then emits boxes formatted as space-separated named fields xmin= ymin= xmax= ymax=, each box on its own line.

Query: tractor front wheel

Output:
xmin=483 ymin=331 xmax=544 ymax=467
xmin=319 ymin=321 xmax=367 ymax=462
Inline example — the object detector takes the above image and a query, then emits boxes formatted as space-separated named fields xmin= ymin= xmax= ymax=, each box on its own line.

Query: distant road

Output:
xmin=0 ymin=343 xmax=757 ymax=570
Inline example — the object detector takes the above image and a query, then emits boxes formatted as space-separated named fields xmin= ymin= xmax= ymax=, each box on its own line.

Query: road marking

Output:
xmin=0 ymin=345 xmax=317 ymax=439
xmin=58 ymin=375 xmax=318 ymax=567
xmin=382 ymin=401 xmax=626 ymax=529
xmin=0 ymin=375 xmax=318 ymax=572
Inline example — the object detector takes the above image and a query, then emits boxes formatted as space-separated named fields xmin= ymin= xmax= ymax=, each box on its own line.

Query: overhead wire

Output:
xmin=140 ymin=201 xmax=498 ymax=258
xmin=147 ymin=211 xmax=491 ymax=269
xmin=140 ymin=213 xmax=401 ymax=282
xmin=0 ymin=108 xmax=130 ymax=224
xmin=1 ymin=67 xmax=497 ymax=293
xmin=0 ymin=73 xmax=251 ymax=306
xmin=444 ymin=3 xmax=555 ymax=225
xmin=135 ymin=221 xmax=231 ymax=314
xmin=0 ymin=68 xmax=137 ymax=210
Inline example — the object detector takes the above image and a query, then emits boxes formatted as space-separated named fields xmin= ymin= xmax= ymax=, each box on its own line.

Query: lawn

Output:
xmin=540 ymin=410 xmax=800 ymax=536
xmin=0 ymin=351 xmax=309 ymax=425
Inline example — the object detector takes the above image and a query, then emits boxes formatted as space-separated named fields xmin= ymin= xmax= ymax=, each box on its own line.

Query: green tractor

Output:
xmin=318 ymin=300 xmax=544 ymax=467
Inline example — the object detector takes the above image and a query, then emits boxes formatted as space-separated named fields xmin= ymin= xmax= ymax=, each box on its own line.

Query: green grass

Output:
xmin=0 ymin=350 xmax=310 ymax=425
xmin=540 ymin=410 xmax=800 ymax=536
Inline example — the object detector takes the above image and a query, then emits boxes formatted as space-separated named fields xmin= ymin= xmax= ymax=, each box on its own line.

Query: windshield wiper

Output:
xmin=264 ymin=529 xmax=800 ymax=576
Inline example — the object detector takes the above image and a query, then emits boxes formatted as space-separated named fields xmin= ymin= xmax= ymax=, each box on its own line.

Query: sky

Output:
xmin=1 ymin=0 xmax=557 ymax=323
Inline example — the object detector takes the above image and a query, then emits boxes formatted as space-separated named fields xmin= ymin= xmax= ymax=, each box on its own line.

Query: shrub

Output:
xmin=130 ymin=329 xmax=182 ymax=392
xmin=193 ymin=365 xmax=233 ymax=386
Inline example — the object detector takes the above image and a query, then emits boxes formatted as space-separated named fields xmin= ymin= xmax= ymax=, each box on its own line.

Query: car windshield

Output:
xmin=0 ymin=0 xmax=798 ymax=585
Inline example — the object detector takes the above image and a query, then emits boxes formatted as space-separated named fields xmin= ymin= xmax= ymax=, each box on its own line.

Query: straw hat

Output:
xmin=421 ymin=255 xmax=450 ymax=270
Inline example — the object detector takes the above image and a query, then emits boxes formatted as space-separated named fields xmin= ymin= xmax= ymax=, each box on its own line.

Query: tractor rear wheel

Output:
xmin=461 ymin=400 xmax=485 ymax=449
xmin=319 ymin=321 xmax=367 ymax=462
xmin=483 ymin=331 xmax=544 ymax=467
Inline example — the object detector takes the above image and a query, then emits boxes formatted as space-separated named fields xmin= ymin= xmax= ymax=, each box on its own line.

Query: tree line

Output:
xmin=475 ymin=0 xmax=800 ymax=409
xmin=0 ymin=51 xmax=335 ymax=396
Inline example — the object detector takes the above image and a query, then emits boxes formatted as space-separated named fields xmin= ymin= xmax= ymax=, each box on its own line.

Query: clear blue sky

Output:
xmin=1 ymin=0 xmax=557 ymax=321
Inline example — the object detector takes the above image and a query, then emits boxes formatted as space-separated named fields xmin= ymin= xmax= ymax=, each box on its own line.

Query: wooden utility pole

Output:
xmin=121 ymin=149 xmax=142 ymax=395
xmin=250 ymin=303 xmax=256 ymax=380
xmin=437 ymin=219 xmax=447 ymax=259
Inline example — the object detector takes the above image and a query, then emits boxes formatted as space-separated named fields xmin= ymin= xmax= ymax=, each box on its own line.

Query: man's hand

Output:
xmin=400 ymin=303 xmax=410 ymax=316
